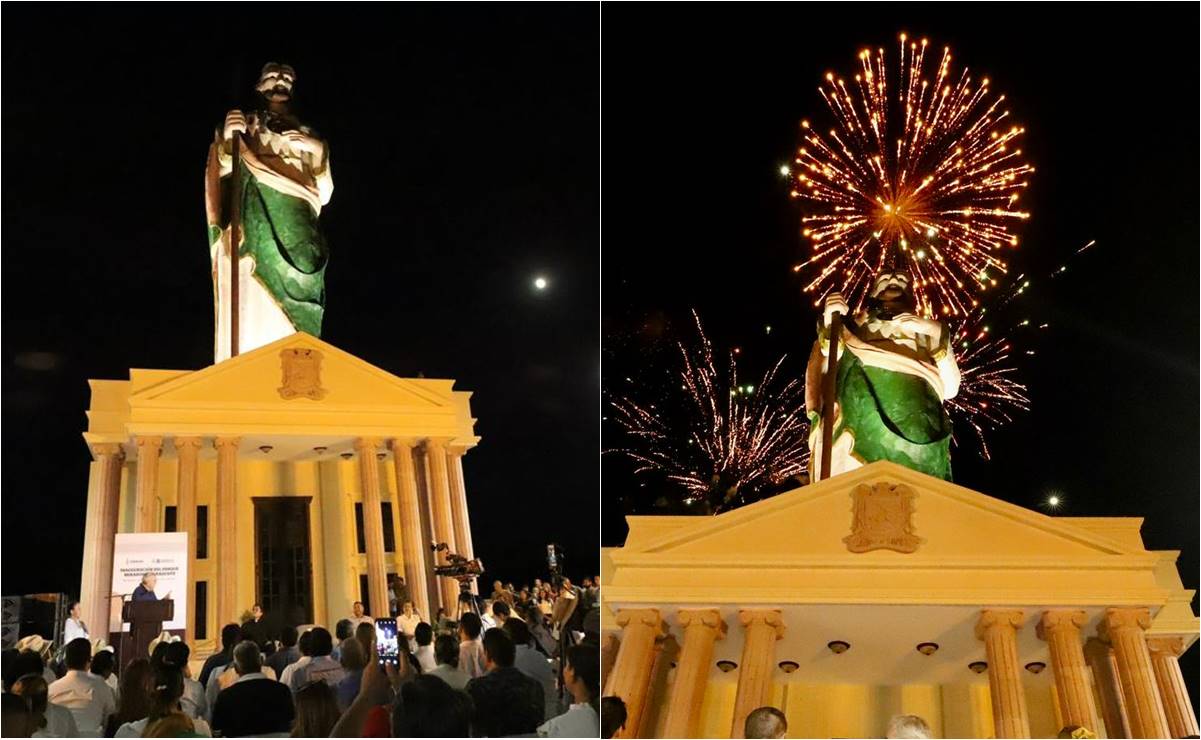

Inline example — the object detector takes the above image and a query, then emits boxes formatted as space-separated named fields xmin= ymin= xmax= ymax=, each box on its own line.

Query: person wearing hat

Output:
xmin=15 ymin=635 xmax=58 ymax=686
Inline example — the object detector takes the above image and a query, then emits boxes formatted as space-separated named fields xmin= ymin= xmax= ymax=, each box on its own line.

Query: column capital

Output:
xmin=1037 ymin=609 xmax=1087 ymax=640
xmin=390 ymin=438 xmax=418 ymax=453
xmin=90 ymin=443 xmax=125 ymax=461
xmin=616 ymin=608 xmax=664 ymax=632
xmin=1145 ymin=635 xmax=1189 ymax=658
xmin=135 ymin=436 xmax=163 ymax=455
xmin=424 ymin=438 xmax=451 ymax=452
xmin=214 ymin=436 xmax=241 ymax=450
xmin=678 ymin=608 xmax=727 ymax=637
xmin=976 ymin=608 xmax=1025 ymax=639
xmin=447 ymin=445 xmax=469 ymax=458
xmin=173 ymin=436 xmax=204 ymax=451
xmin=354 ymin=436 xmax=382 ymax=453
xmin=738 ymin=608 xmax=785 ymax=639
xmin=1098 ymin=607 xmax=1152 ymax=641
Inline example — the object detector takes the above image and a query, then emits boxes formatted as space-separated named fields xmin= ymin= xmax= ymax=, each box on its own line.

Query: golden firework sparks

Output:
xmin=791 ymin=33 xmax=1034 ymax=318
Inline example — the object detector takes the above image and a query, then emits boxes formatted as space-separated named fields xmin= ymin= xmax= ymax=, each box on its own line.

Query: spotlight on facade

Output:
xmin=258 ymin=445 xmax=273 ymax=454
xmin=1024 ymin=661 xmax=1047 ymax=674
xmin=313 ymin=446 xmax=327 ymax=454
xmin=827 ymin=640 xmax=851 ymax=654
xmin=916 ymin=642 xmax=940 ymax=656
xmin=716 ymin=660 xmax=738 ymax=673
xmin=969 ymin=661 xmax=988 ymax=674
xmin=778 ymin=660 xmax=800 ymax=673
xmin=376 ymin=452 xmax=386 ymax=460
xmin=340 ymin=452 xmax=354 ymax=460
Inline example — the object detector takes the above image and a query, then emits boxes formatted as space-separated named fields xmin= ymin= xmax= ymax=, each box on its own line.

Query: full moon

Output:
xmin=534 ymin=276 xmax=548 ymax=290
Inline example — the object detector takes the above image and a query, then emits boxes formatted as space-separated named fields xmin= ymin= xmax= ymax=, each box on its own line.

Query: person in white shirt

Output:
xmin=62 ymin=602 xmax=89 ymax=645
xmin=47 ymin=638 xmax=115 ymax=737
xmin=348 ymin=601 xmax=374 ymax=631
xmin=88 ymin=650 xmax=119 ymax=705
xmin=278 ymin=629 xmax=314 ymax=687
xmin=412 ymin=622 xmax=437 ymax=673
xmin=12 ymin=673 xmax=81 ymax=739
xmin=507 ymin=618 xmax=559 ymax=721
xmin=397 ymin=602 xmax=422 ymax=651
xmin=537 ymin=644 xmax=599 ymax=737
xmin=426 ymin=634 xmax=470 ymax=690
xmin=457 ymin=612 xmax=487 ymax=679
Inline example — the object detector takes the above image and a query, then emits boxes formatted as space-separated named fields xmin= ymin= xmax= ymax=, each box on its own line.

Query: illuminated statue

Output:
xmin=205 ymin=63 xmax=333 ymax=362
xmin=806 ymin=269 xmax=961 ymax=481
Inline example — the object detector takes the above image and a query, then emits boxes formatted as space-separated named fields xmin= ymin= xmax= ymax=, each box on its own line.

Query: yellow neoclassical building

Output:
xmin=77 ymin=332 xmax=480 ymax=654
xmin=601 ymin=461 xmax=1199 ymax=739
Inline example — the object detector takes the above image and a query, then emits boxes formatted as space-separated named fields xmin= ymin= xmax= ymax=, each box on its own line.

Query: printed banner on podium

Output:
xmin=110 ymin=532 xmax=188 ymax=632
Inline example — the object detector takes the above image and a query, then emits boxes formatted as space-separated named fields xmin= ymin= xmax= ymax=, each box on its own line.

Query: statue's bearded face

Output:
xmin=256 ymin=63 xmax=296 ymax=103
xmin=871 ymin=271 xmax=912 ymax=302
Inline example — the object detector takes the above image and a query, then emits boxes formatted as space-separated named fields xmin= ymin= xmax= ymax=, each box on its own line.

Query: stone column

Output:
xmin=1146 ymin=636 xmax=1198 ymax=739
xmin=1084 ymin=637 xmax=1133 ymax=740
xmin=664 ymin=609 xmax=727 ymax=738
xmin=604 ymin=609 xmax=664 ymax=739
xmin=732 ymin=609 xmax=785 ymax=739
xmin=133 ymin=436 xmax=163 ymax=532
xmin=354 ymin=437 xmax=389 ymax=618
xmin=79 ymin=444 xmax=124 ymax=643
xmin=425 ymin=440 xmax=459 ymax=614
xmin=1100 ymin=609 xmax=1170 ymax=739
xmin=1038 ymin=610 xmax=1100 ymax=734
xmin=976 ymin=609 xmax=1031 ymax=738
xmin=390 ymin=439 xmax=430 ymax=622
xmin=214 ymin=437 xmax=240 ymax=627
xmin=447 ymin=447 xmax=474 ymax=559
xmin=174 ymin=437 xmax=202 ymax=638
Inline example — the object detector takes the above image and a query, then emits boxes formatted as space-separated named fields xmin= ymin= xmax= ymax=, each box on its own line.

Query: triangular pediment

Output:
xmin=129 ymin=333 xmax=452 ymax=410
xmin=619 ymin=462 xmax=1141 ymax=566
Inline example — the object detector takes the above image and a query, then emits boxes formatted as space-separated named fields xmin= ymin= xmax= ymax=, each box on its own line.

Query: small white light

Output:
xmin=779 ymin=165 xmax=791 ymax=176
xmin=1048 ymin=496 xmax=1060 ymax=507
xmin=534 ymin=276 xmax=548 ymax=290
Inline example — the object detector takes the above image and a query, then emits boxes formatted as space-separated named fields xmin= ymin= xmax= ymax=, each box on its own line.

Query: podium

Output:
xmin=120 ymin=599 xmax=173 ymax=671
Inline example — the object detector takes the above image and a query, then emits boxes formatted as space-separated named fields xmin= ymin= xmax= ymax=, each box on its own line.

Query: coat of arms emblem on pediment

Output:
xmin=278 ymin=348 xmax=327 ymax=400
xmin=843 ymin=481 xmax=923 ymax=553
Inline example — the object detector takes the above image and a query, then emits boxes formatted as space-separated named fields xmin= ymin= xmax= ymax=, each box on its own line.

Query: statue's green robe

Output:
xmin=205 ymin=132 xmax=329 ymax=337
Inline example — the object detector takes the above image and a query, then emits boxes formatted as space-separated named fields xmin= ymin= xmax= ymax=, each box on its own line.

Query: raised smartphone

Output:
xmin=374 ymin=618 xmax=400 ymax=667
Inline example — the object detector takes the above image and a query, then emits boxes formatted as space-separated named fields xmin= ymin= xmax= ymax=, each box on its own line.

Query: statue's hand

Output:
xmin=823 ymin=292 xmax=850 ymax=327
xmin=223 ymin=110 xmax=247 ymax=140
xmin=895 ymin=313 xmax=942 ymax=341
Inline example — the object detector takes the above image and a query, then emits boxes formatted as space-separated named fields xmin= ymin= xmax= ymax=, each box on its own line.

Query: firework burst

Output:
xmin=946 ymin=294 xmax=1032 ymax=459
xmin=790 ymin=33 xmax=1034 ymax=318
xmin=608 ymin=312 xmax=810 ymax=512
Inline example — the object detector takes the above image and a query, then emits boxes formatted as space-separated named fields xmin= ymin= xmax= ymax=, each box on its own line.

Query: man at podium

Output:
xmin=131 ymin=573 xmax=171 ymax=602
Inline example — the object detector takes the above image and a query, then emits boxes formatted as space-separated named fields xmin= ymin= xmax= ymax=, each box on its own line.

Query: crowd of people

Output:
xmin=0 ymin=574 xmax=601 ymax=738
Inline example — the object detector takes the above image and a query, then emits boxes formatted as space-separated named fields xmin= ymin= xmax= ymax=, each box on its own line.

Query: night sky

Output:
xmin=602 ymin=5 xmax=1198 ymax=702
xmin=3 ymin=6 xmax=599 ymax=595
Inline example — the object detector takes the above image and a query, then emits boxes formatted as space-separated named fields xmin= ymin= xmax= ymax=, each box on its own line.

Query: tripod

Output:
xmin=454 ymin=577 xmax=480 ymax=622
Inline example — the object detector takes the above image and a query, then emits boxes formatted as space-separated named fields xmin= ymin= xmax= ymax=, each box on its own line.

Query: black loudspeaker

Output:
xmin=1 ymin=596 xmax=21 ymax=650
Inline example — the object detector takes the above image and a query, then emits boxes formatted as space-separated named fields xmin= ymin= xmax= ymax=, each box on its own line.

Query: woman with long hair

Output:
xmin=536 ymin=643 xmax=600 ymax=737
xmin=114 ymin=663 xmax=213 ymax=737
xmin=107 ymin=658 xmax=153 ymax=737
xmin=11 ymin=673 xmax=79 ymax=737
xmin=291 ymin=679 xmax=341 ymax=738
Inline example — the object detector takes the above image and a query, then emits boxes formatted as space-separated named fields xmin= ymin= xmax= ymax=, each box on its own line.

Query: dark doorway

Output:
xmin=253 ymin=497 xmax=314 ymax=628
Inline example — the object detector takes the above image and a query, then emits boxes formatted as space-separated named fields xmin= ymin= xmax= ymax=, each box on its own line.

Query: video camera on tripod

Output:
xmin=430 ymin=542 xmax=484 ymax=620
xmin=430 ymin=542 xmax=484 ymax=580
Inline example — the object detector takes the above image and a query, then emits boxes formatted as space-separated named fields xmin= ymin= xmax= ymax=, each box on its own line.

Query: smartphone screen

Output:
xmin=374 ymin=618 xmax=400 ymax=666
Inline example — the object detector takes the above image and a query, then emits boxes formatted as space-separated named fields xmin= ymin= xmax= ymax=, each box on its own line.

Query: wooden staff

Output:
xmin=228 ymin=133 xmax=241 ymax=358
xmin=819 ymin=311 xmax=842 ymax=480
